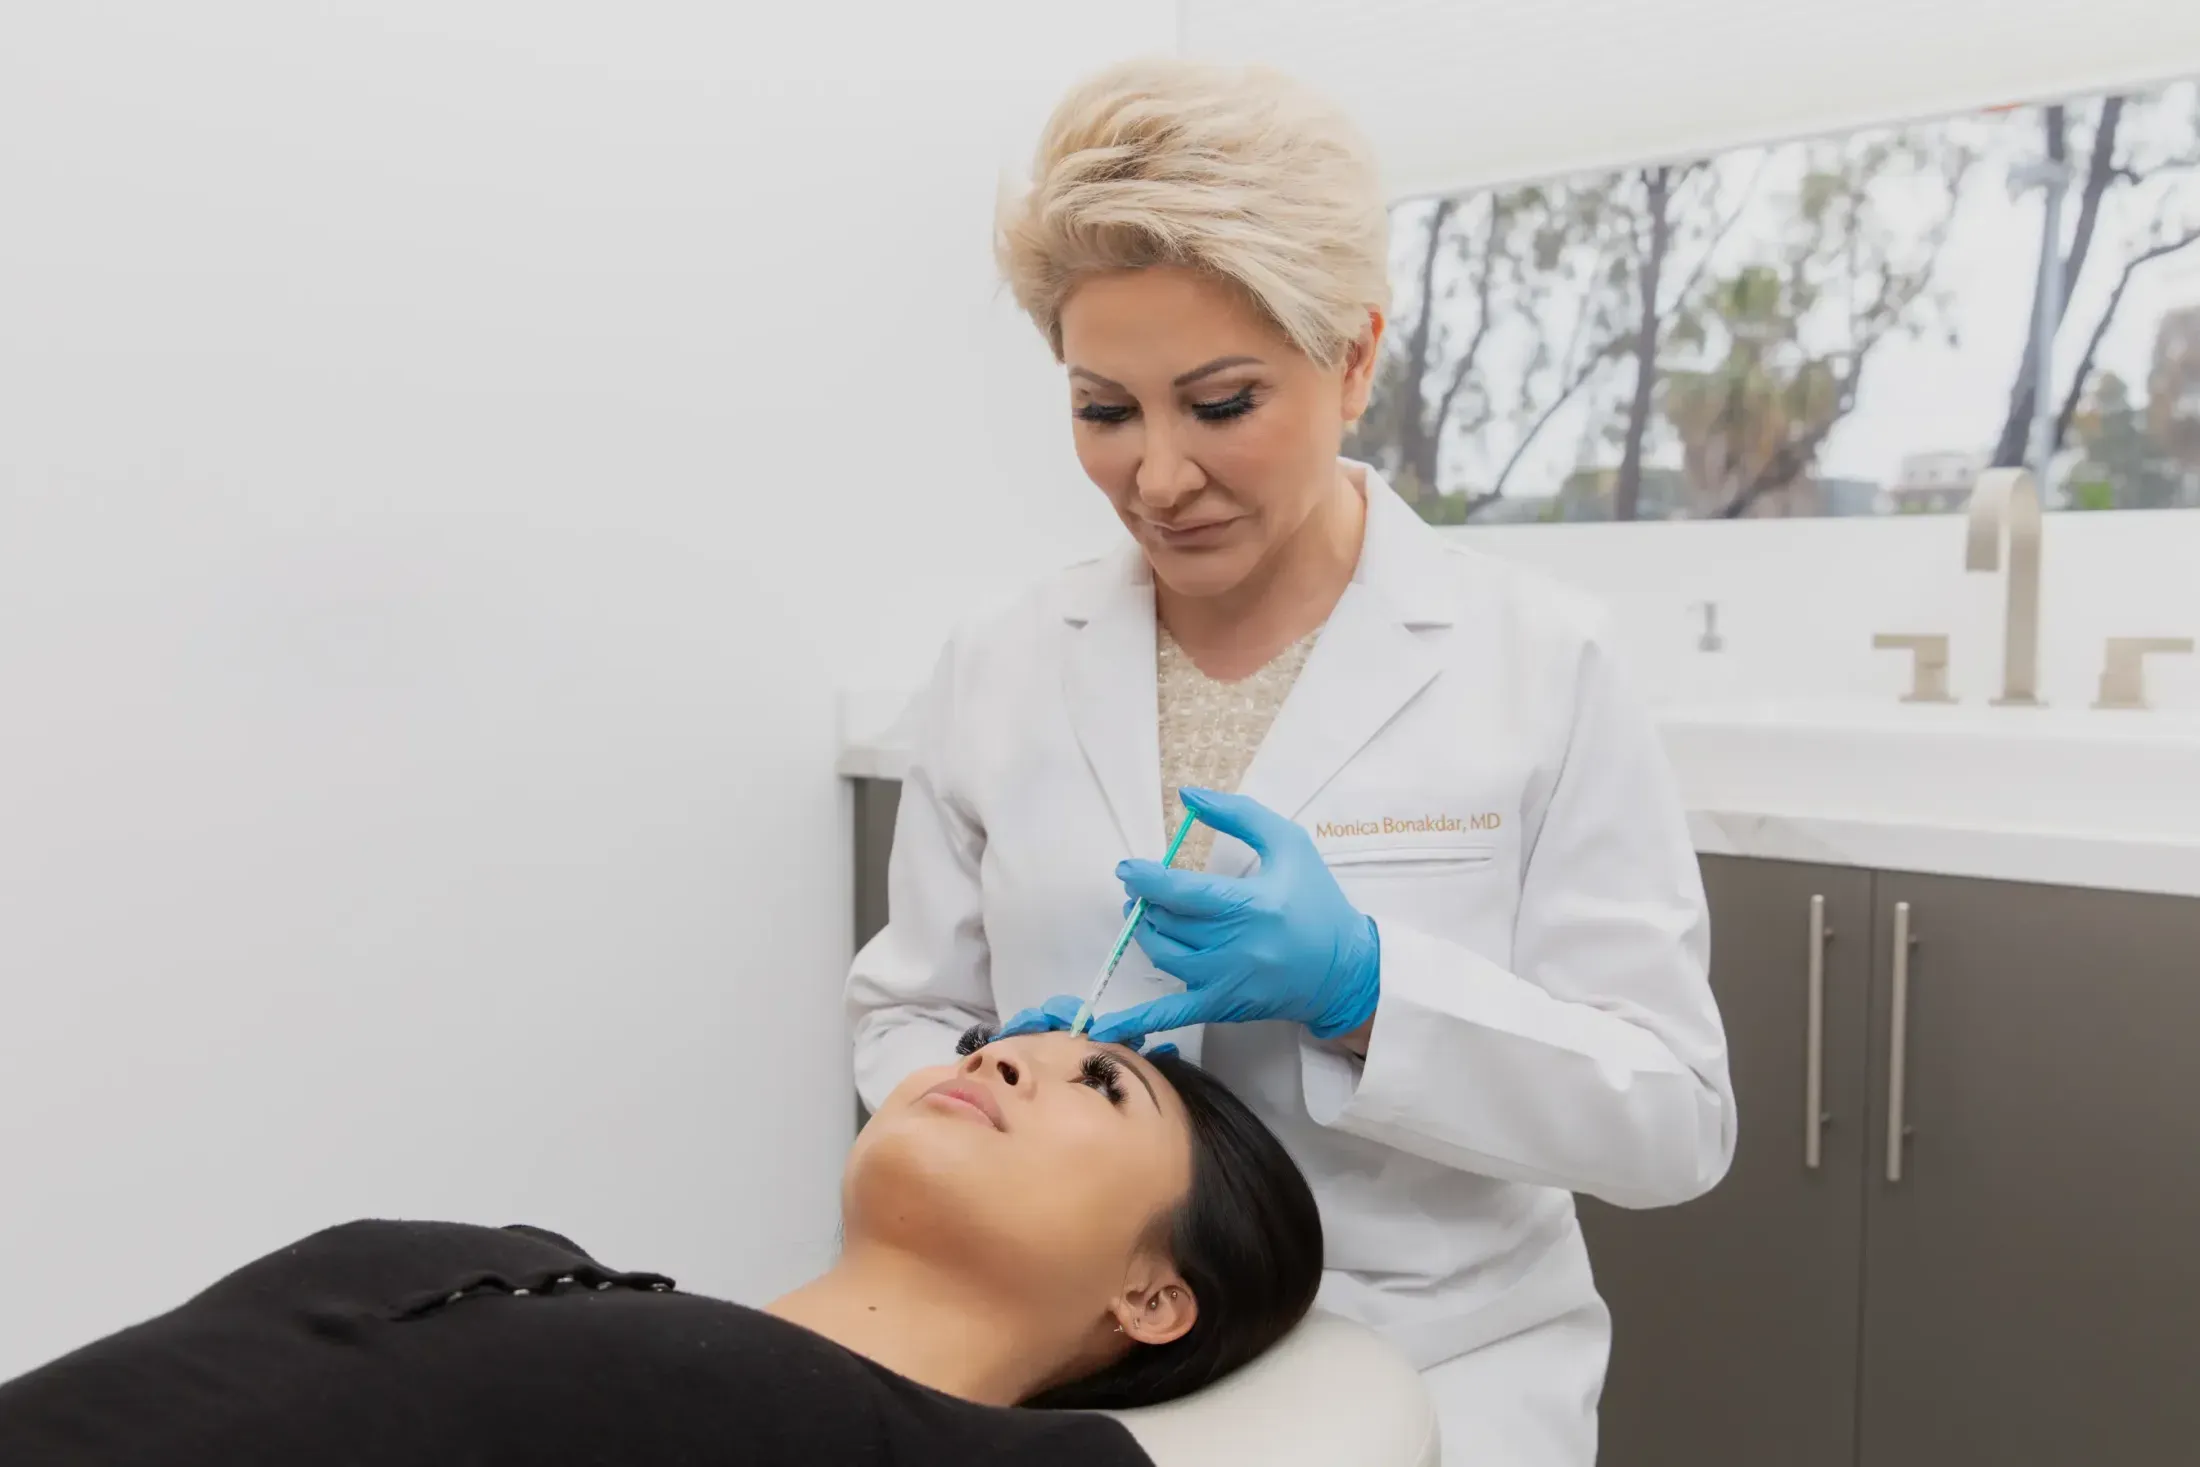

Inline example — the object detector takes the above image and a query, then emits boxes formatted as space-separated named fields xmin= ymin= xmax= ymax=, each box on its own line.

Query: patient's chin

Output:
xmin=846 ymin=1118 xmax=991 ymax=1232
xmin=845 ymin=1128 xmax=1089 ymax=1284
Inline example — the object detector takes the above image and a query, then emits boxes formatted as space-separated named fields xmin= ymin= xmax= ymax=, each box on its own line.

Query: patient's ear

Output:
xmin=1112 ymin=1267 xmax=1197 ymax=1346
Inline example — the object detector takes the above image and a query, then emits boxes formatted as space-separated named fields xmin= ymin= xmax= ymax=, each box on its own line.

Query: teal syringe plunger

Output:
xmin=1070 ymin=806 xmax=1201 ymax=1037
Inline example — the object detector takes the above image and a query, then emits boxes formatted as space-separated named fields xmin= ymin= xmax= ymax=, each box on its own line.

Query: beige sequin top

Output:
xmin=1157 ymin=623 xmax=1319 ymax=872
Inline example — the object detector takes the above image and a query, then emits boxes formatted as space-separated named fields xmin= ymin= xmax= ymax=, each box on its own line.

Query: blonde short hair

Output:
xmin=996 ymin=57 xmax=1390 ymax=371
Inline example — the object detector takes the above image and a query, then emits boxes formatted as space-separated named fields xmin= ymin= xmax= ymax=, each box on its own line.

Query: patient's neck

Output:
xmin=765 ymin=1242 xmax=1065 ymax=1407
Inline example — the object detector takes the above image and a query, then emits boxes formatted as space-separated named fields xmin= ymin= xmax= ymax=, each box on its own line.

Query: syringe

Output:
xmin=1070 ymin=806 xmax=1200 ymax=1037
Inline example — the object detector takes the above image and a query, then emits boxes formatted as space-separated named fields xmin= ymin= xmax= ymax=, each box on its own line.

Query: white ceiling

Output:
xmin=1180 ymin=0 xmax=2200 ymax=198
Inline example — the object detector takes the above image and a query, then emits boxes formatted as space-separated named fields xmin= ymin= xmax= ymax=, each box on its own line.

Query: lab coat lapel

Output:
xmin=1225 ymin=470 xmax=1456 ymax=877
xmin=1060 ymin=550 xmax=1167 ymax=862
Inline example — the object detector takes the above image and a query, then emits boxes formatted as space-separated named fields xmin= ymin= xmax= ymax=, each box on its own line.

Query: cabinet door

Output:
xmin=852 ymin=777 xmax=901 ymax=949
xmin=1859 ymin=874 xmax=2200 ymax=1467
xmin=850 ymin=777 xmax=902 ymax=1130
xmin=1580 ymin=856 xmax=1872 ymax=1467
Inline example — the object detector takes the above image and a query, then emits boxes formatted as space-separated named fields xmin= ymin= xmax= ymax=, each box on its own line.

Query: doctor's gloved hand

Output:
xmin=995 ymin=994 xmax=1177 ymax=1058
xmin=1089 ymin=787 xmax=1380 ymax=1048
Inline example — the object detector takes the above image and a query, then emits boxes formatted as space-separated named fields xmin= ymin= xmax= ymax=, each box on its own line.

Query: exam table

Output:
xmin=1106 ymin=1309 xmax=1438 ymax=1467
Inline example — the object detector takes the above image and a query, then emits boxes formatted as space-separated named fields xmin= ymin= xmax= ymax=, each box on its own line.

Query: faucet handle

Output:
xmin=2093 ymin=637 xmax=2195 ymax=711
xmin=1688 ymin=600 xmax=1723 ymax=652
xmin=1873 ymin=633 xmax=1956 ymax=704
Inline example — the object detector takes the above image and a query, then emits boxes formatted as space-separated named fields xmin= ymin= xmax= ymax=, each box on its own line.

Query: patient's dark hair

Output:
xmin=1023 ymin=1047 xmax=1325 ymax=1411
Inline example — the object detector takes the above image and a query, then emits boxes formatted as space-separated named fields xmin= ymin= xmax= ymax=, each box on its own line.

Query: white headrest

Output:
xmin=1103 ymin=1310 xmax=1438 ymax=1467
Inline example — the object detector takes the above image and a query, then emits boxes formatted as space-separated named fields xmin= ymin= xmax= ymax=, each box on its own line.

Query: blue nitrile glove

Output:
xmin=996 ymin=994 xmax=1178 ymax=1059
xmin=1090 ymin=786 xmax=1380 ymax=1047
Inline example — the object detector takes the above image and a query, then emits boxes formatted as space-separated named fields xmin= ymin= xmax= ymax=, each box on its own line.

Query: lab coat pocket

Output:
xmin=1322 ymin=843 xmax=1499 ymax=878
xmin=1325 ymin=840 xmax=1515 ymax=952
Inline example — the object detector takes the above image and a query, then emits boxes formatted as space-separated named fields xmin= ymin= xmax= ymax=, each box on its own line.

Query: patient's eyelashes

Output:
xmin=1079 ymin=1052 xmax=1127 ymax=1106
xmin=954 ymin=1023 xmax=998 ymax=1057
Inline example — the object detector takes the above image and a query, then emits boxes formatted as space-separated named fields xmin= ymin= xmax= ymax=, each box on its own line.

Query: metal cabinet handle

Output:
xmin=1886 ymin=901 xmax=1913 ymax=1183
xmin=1805 ymin=895 xmax=1828 ymax=1170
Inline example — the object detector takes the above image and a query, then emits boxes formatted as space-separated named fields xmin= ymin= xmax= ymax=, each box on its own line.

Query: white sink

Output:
xmin=1656 ymin=700 xmax=2200 ymax=842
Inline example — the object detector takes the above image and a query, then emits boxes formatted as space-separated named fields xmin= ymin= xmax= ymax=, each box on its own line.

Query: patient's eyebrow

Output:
xmin=1105 ymin=1045 xmax=1161 ymax=1110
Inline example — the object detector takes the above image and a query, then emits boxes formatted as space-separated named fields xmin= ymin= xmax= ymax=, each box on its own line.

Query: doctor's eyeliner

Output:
xmin=1190 ymin=386 xmax=1257 ymax=422
xmin=1074 ymin=385 xmax=1259 ymax=426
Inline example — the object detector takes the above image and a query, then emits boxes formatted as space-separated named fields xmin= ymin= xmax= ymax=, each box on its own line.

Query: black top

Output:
xmin=0 ymin=1219 xmax=1154 ymax=1467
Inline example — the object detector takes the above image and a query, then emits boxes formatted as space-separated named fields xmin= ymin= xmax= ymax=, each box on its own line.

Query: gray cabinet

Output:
xmin=852 ymin=777 xmax=900 ymax=948
xmin=1583 ymin=859 xmax=2200 ymax=1467
xmin=850 ymin=777 xmax=902 ymax=1132
xmin=1582 ymin=858 xmax=1874 ymax=1467
xmin=1856 ymin=874 xmax=2200 ymax=1467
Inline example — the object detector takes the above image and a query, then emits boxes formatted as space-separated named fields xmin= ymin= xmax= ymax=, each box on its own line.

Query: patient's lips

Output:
xmin=920 ymin=1079 xmax=1005 ymax=1130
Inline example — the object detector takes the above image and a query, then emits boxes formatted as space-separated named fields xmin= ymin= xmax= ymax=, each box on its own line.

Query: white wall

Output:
xmin=1449 ymin=513 xmax=2200 ymax=713
xmin=0 ymin=1 xmax=1154 ymax=1379
xmin=1184 ymin=0 xmax=2200 ymax=198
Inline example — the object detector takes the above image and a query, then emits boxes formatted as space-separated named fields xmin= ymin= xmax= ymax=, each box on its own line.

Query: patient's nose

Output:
xmin=963 ymin=1051 xmax=1020 ymax=1087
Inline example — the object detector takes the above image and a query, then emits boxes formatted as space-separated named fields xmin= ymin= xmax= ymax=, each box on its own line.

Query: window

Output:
xmin=1348 ymin=81 xmax=2200 ymax=525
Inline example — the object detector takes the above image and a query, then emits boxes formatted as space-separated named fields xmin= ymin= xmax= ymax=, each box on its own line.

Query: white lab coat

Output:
xmin=847 ymin=467 xmax=1736 ymax=1467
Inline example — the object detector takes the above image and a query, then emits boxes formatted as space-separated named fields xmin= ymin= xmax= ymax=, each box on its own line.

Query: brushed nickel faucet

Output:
xmin=2093 ymin=637 xmax=2194 ymax=710
xmin=1873 ymin=633 xmax=1955 ymax=703
xmin=1964 ymin=467 xmax=2043 ymax=706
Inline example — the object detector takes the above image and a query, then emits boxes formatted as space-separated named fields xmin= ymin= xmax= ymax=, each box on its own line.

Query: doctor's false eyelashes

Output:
xmin=955 ymin=1022 xmax=1130 ymax=1106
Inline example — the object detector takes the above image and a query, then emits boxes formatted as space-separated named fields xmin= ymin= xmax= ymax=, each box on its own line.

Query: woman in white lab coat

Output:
xmin=846 ymin=56 xmax=1736 ymax=1467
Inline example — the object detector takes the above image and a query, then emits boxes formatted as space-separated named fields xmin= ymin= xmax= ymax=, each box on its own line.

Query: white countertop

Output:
xmin=836 ymin=691 xmax=2200 ymax=900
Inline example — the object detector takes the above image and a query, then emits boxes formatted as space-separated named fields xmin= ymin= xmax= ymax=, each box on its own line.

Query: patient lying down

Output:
xmin=0 ymin=1029 xmax=1323 ymax=1466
